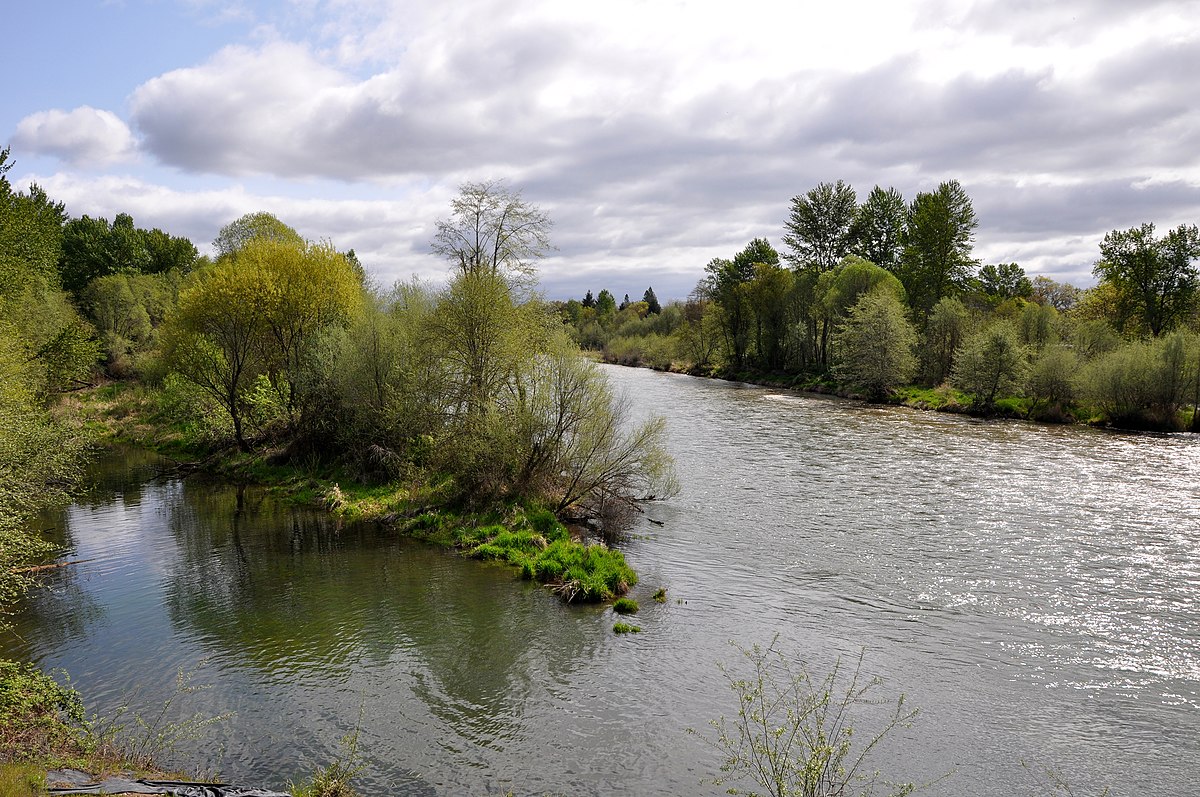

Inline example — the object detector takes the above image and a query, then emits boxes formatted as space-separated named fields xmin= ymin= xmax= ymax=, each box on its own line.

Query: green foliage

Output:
xmin=456 ymin=511 xmax=636 ymax=601
xmin=1094 ymin=222 xmax=1200 ymax=336
xmin=613 ymin=622 xmax=642 ymax=634
xmin=613 ymin=597 xmax=640 ymax=614
xmin=850 ymin=185 xmax=906 ymax=270
xmin=0 ymin=149 xmax=66 ymax=297
xmin=213 ymin=211 xmax=303 ymax=259
xmin=59 ymin=213 xmax=197 ymax=295
xmin=1080 ymin=333 xmax=1198 ymax=428
xmin=642 ymin=286 xmax=662 ymax=315
xmin=784 ymin=181 xmax=858 ymax=272
xmin=0 ymin=660 xmax=89 ymax=763
xmin=653 ymin=587 xmax=668 ymax=603
xmin=920 ymin=297 xmax=971 ymax=385
xmin=951 ymin=322 xmax=1028 ymax=408
xmin=978 ymin=262 xmax=1033 ymax=301
xmin=1026 ymin=345 xmax=1080 ymax=416
xmin=691 ymin=640 xmax=919 ymax=797
xmin=288 ymin=727 xmax=363 ymax=797
xmin=832 ymin=289 xmax=918 ymax=398
xmin=899 ymin=180 xmax=978 ymax=317
xmin=162 ymin=238 xmax=362 ymax=450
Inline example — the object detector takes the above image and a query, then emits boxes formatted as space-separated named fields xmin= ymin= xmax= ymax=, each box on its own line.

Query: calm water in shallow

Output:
xmin=5 ymin=364 xmax=1199 ymax=796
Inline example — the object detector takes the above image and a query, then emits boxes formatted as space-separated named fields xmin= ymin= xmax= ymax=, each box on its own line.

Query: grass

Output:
xmin=613 ymin=622 xmax=642 ymax=634
xmin=653 ymin=587 xmax=668 ymax=603
xmin=613 ymin=597 xmax=639 ymax=614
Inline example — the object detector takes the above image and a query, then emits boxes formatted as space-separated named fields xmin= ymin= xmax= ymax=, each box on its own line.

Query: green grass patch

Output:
xmin=613 ymin=597 xmax=639 ymax=614
xmin=613 ymin=622 xmax=642 ymax=634
xmin=653 ymin=587 xmax=668 ymax=603
xmin=891 ymin=384 xmax=971 ymax=411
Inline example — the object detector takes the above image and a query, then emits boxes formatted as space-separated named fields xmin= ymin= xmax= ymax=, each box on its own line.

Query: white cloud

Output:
xmin=12 ymin=106 xmax=137 ymax=167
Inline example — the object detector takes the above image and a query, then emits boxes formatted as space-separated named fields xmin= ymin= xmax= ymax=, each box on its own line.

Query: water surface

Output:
xmin=6 ymin=366 xmax=1199 ymax=795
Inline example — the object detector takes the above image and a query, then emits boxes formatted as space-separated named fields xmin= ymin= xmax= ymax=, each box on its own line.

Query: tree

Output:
xmin=899 ymin=180 xmax=978 ymax=317
xmin=783 ymin=181 xmax=858 ymax=272
xmin=596 ymin=289 xmax=617 ymax=316
xmin=431 ymin=179 xmax=552 ymax=284
xmin=642 ymin=287 xmax=661 ymax=315
xmin=163 ymin=239 xmax=362 ymax=450
xmin=59 ymin=213 xmax=196 ymax=294
xmin=1094 ymin=223 xmax=1200 ymax=337
xmin=850 ymin=185 xmax=906 ymax=270
xmin=213 ymin=211 xmax=302 ymax=259
xmin=581 ymin=290 xmax=595 ymax=308
xmin=0 ymin=149 xmax=66 ymax=297
xmin=952 ymin=322 xmax=1027 ymax=408
xmin=833 ymin=289 xmax=918 ymax=398
xmin=1030 ymin=276 xmax=1081 ymax=312
xmin=977 ymin=262 xmax=1033 ymax=301
xmin=919 ymin=297 xmax=971 ymax=385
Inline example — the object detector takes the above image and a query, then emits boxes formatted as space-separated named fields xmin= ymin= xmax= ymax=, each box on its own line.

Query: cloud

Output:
xmin=14 ymin=0 xmax=1200 ymax=300
xmin=12 ymin=106 xmax=136 ymax=167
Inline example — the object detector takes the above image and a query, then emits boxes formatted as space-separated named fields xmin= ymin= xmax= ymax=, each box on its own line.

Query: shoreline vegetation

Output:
xmin=560 ymin=181 xmax=1200 ymax=435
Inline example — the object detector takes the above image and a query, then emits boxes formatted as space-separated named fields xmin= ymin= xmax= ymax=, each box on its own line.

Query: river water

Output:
xmin=5 ymin=365 xmax=1199 ymax=796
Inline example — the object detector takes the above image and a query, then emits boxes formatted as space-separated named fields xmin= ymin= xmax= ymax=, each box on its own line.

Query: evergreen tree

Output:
xmin=642 ymin=287 xmax=661 ymax=315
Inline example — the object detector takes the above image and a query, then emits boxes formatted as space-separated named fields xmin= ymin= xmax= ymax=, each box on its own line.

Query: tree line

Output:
xmin=563 ymin=179 xmax=1200 ymax=431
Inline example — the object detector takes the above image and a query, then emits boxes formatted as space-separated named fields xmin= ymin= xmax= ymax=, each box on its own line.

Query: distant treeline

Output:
xmin=558 ymin=179 xmax=1200 ymax=431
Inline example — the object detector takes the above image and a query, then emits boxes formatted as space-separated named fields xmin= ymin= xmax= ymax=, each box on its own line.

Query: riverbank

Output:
xmin=60 ymin=381 xmax=638 ymax=604
xmin=599 ymin=354 xmax=1198 ymax=432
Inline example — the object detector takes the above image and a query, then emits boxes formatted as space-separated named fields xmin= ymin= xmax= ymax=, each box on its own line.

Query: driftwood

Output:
xmin=10 ymin=558 xmax=93 ymax=574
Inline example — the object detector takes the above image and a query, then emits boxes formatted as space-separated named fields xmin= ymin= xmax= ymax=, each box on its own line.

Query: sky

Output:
xmin=4 ymin=0 xmax=1199 ymax=301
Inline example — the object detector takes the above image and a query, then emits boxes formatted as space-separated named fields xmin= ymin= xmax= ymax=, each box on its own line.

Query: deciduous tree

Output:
xmin=850 ymin=185 xmax=906 ymax=270
xmin=431 ymin=180 xmax=552 ymax=284
xmin=899 ymin=180 xmax=978 ymax=317
xmin=783 ymin=180 xmax=858 ymax=273
xmin=1094 ymin=222 xmax=1200 ymax=336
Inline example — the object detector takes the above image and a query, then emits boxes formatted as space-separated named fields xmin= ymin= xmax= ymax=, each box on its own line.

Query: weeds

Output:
xmin=289 ymin=725 xmax=363 ymax=797
xmin=90 ymin=663 xmax=233 ymax=773
xmin=690 ymin=638 xmax=919 ymax=797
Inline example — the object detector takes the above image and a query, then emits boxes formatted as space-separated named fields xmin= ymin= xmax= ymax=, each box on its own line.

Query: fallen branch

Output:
xmin=10 ymin=558 xmax=93 ymax=574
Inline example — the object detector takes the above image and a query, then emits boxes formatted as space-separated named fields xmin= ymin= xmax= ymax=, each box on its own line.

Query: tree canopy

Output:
xmin=1094 ymin=223 xmax=1200 ymax=336
xmin=431 ymin=180 xmax=553 ymax=284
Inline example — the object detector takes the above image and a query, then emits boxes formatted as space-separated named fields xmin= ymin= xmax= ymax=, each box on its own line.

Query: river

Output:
xmin=5 ymin=364 xmax=1199 ymax=796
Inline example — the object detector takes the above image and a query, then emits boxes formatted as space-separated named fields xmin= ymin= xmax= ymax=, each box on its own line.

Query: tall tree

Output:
xmin=849 ymin=185 xmax=906 ymax=270
xmin=0 ymin=148 xmax=66 ymax=296
xmin=899 ymin=180 xmax=978 ymax=317
xmin=642 ymin=287 xmax=661 ymax=315
xmin=1094 ymin=223 xmax=1200 ymax=336
xmin=782 ymin=181 xmax=858 ymax=273
xmin=431 ymin=179 xmax=552 ymax=284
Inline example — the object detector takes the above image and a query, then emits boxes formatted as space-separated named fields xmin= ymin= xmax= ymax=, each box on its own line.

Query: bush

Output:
xmin=0 ymin=660 xmax=88 ymax=763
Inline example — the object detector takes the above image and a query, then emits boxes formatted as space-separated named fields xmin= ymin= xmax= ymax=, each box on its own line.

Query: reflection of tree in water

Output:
xmin=163 ymin=476 xmax=603 ymax=752
xmin=72 ymin=445 xmax=170 ymax=510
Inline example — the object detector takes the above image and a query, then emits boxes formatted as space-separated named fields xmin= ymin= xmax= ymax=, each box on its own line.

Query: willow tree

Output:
xmin=163 ymin=238 xmax=362 ymax=450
